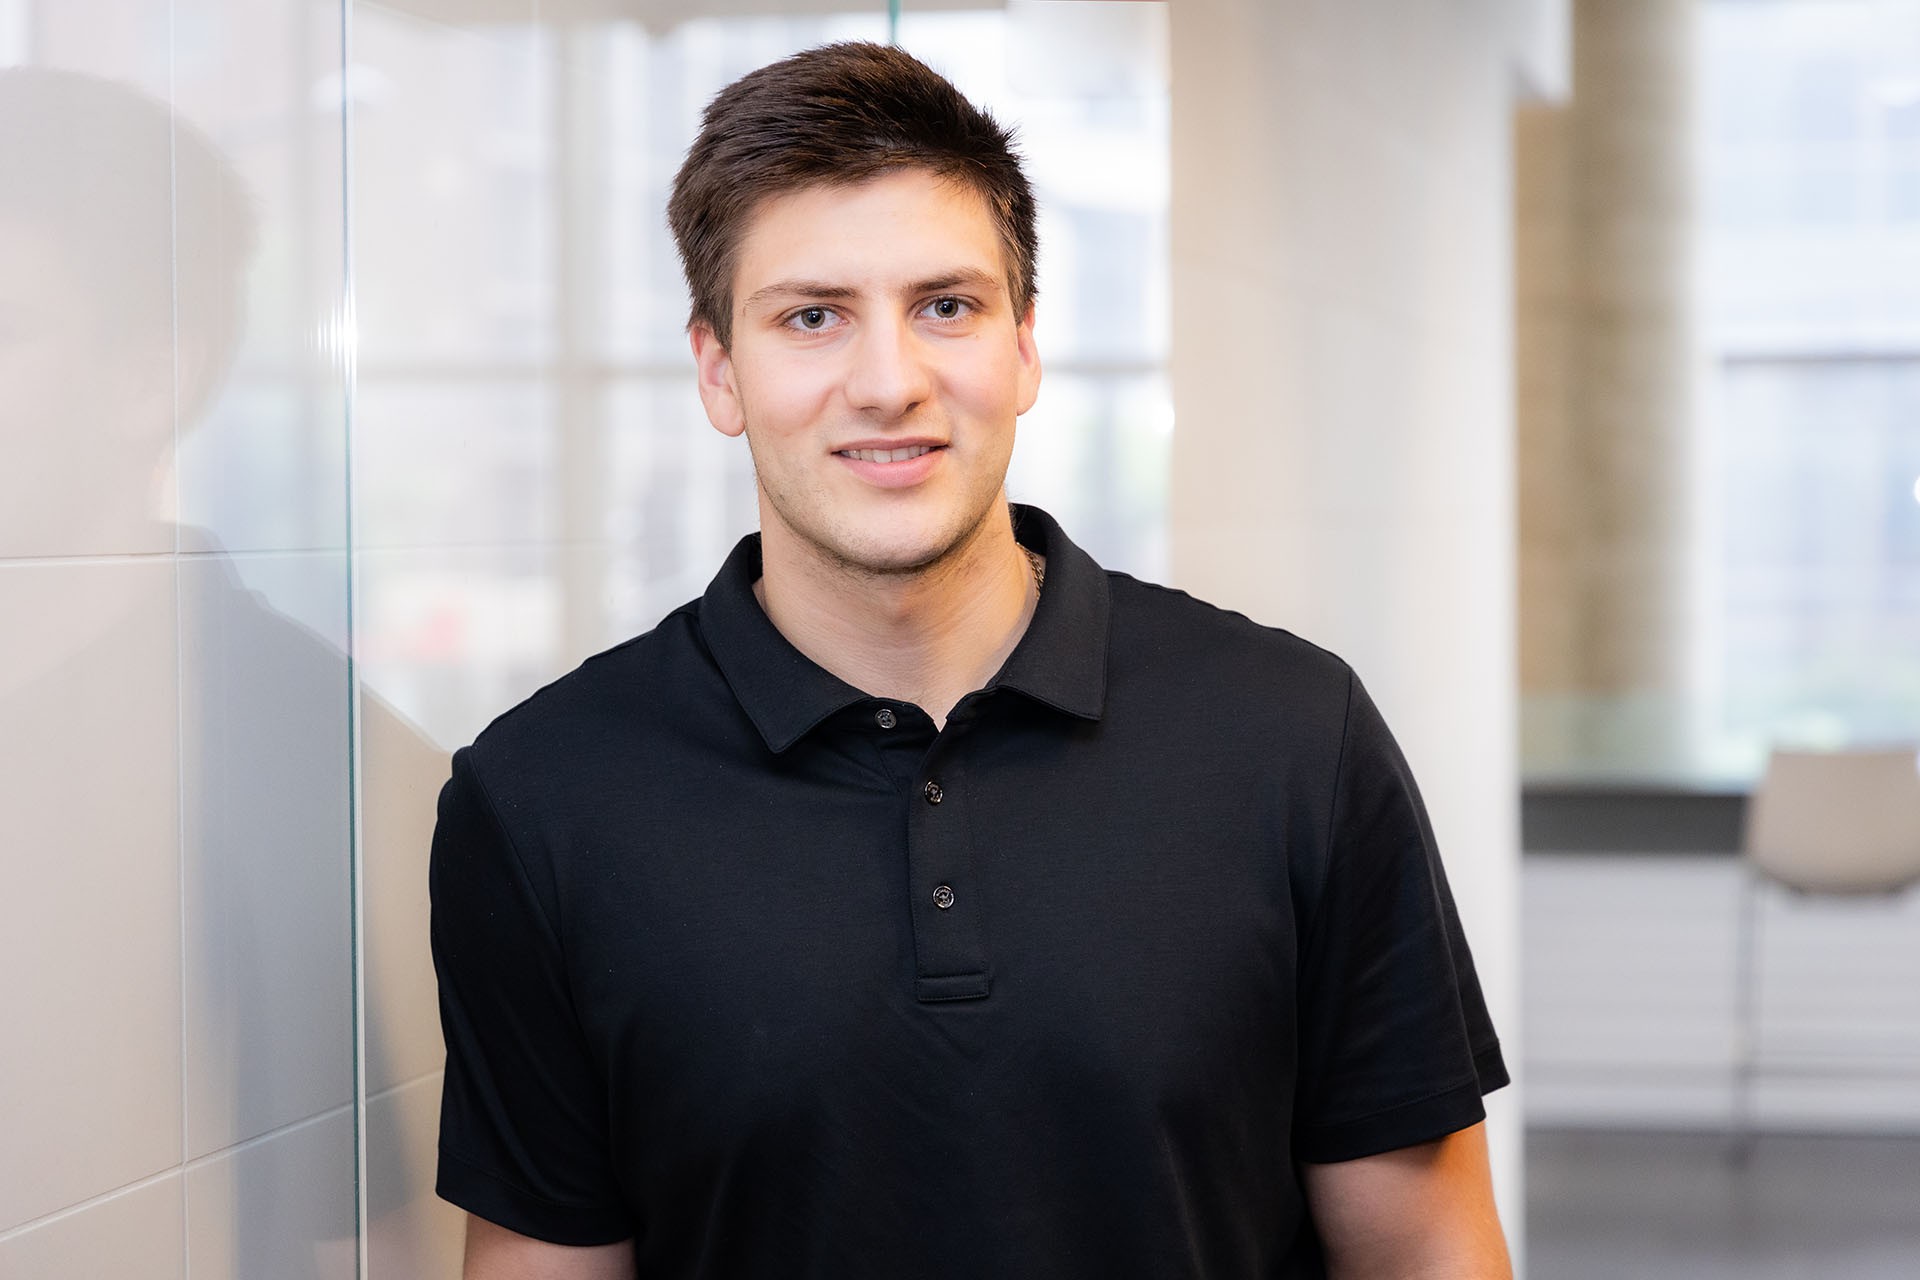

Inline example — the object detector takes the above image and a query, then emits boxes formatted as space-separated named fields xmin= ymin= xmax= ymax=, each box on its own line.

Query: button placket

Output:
xmin=904 ymin=748 xmax=989 ymax=1002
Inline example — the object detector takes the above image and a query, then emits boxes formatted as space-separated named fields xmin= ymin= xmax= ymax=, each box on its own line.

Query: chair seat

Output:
xmin=1745 ymin=748 xmax=1920 ymax=893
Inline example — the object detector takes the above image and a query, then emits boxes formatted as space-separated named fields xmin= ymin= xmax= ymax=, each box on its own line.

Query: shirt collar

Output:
xmin=697 ymin=504 xmax=1111 ymax=754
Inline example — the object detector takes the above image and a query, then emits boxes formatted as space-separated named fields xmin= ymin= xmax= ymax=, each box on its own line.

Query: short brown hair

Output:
xmin=667 ymin=42 xmax=1037 ymax=349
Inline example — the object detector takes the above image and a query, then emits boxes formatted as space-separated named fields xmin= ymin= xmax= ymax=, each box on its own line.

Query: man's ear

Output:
xmin=689 ymin=323 xmax=745 ymax=439
xmin=1014 ymin=302 xmax=1042 ymax=417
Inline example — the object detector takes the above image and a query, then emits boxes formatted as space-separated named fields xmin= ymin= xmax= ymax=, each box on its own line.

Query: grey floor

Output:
xmin=1526 ymin=1129 xmax=1920 ymax=1279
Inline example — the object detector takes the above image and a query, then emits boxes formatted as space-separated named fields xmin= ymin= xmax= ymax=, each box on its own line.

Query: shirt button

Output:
xmin=875 ymin=707 xmax=897 ymax=730
xmin=933 ymin=884 xmax=956 ymax=910
xmin=923 ymin=780 xmax=943 ymax=805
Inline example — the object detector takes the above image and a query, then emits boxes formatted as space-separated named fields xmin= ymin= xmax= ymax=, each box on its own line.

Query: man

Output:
xmin=432 ymin=42 xmax=1511 ymax=1279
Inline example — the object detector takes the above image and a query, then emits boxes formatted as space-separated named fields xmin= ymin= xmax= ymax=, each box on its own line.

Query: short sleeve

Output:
xmin=1292 ymin=670 xmax=1509 ymax=1164
xmin=429 ymin=746 xmax=632 ymax=1244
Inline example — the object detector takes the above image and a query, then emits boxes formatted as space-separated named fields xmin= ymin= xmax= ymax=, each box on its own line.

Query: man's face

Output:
xmin=691 ymin=168 xmax=1041 ymax=577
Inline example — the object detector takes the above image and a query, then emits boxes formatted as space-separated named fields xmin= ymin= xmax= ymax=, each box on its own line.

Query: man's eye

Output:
xmin=925 ymin=297 xmax=968 ymax=321
xmin=789 ymin=307 xmax=834 ymax=331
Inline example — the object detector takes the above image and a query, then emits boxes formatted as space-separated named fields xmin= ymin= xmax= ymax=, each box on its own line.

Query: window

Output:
xmin=1702 ymin=0 xmax=1920 ymax=777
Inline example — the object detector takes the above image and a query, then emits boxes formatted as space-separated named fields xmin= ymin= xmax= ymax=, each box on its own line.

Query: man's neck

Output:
xmin=752 ymin=505 xmax=1038 ymax=730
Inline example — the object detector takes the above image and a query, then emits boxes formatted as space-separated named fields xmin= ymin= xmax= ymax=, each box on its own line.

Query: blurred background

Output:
xmin=1 ymin=0 xmax=1915 ymax=1276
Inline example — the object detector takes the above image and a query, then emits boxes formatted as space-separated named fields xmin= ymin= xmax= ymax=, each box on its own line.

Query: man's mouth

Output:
xmin=835 ymin=445 xmax=942 ymax=463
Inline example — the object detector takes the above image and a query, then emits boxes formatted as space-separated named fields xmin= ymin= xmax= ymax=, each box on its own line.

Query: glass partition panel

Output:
xmin=0 ymin=2 xmax=357 ymax=1276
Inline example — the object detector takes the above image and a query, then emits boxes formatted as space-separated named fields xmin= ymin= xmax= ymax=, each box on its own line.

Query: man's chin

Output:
xmin=829 ymin=533 xmax=966 ymax=579
xmin=803 ymin=511 xmax=999 ymax=581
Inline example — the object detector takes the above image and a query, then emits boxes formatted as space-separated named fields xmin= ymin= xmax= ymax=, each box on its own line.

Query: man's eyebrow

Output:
xmin=740 ymin=279 xmax=860 ymax=312
xmin=909 ymin=267 xmax=1003 ymax=296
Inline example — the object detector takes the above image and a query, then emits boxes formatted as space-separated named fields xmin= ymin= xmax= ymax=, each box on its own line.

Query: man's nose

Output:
xmin=844 ymin=316 xmax=933 ymax=418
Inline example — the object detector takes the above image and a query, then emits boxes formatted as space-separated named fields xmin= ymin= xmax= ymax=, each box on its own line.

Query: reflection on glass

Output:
xmin=1 ymin=66 xmax=190 ymax=561
xmin=1 ymin=9 xmax=448 ymax=1273
xmin=0 ymin=46 xmax=365 ymax=1276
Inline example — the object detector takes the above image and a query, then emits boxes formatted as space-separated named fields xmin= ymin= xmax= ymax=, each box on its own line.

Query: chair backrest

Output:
xmin=1744 ymin=748 xmax=1920 ymax=893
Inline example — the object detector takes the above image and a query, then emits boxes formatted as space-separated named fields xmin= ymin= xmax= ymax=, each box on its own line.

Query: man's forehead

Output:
xmin=730 ymin=172 xmax=1009 ymax=306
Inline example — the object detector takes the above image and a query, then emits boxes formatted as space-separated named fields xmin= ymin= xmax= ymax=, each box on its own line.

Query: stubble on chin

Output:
xmin=779 ymin=490 xmax=999 ymax=584
xmin=750 ymin=460 xmax=1005 ymax=587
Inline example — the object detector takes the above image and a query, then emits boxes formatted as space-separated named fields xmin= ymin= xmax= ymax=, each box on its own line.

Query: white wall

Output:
xmin=1166 ymin=0 xmax=1568 ymax=1261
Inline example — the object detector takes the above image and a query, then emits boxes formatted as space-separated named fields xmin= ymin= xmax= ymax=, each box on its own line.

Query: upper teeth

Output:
xmin=842 ymin=445 xmax=935 ymax=463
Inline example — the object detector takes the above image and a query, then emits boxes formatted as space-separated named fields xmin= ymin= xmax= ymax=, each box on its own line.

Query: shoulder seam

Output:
xmin=1104 ymin=571 xmax=1343 ymax=659
xmin=1302 ymin=661 xmax=1359 ymax=943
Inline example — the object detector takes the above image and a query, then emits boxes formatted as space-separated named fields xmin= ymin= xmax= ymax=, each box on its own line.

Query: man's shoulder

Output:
xmin=464 ymin=599 xmax=710 ymax=777
xmin=1102 ymin=569 xmax=1353 ymax=705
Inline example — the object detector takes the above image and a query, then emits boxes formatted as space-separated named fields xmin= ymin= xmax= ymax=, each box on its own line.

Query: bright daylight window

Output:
xmin=1701 ymin=0 xmax=1920 ymax=777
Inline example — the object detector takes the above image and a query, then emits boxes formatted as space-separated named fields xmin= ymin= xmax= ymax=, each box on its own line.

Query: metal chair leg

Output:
xmin=1729 ymin=866 xmax=1763 ymax=1165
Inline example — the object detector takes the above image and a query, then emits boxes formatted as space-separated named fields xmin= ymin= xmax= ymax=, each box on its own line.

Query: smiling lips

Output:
xmin=835 ymin=444 xmax=941 ymax=463
xmin=833 ymin=442 xmax=947 ymax=489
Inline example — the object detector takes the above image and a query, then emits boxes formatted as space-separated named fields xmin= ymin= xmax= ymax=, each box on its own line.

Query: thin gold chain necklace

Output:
xmin=1021 ymin=545 xmax=1046 ymax=594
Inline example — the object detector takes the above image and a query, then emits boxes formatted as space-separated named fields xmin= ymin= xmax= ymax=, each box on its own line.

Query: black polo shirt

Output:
xmin=430 ymin=505 xmax=1507 ymax=1278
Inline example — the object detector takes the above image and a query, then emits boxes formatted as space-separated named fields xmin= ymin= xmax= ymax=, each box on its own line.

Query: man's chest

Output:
xmin=543 ymin=737 xmax=1310 ymax=1169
